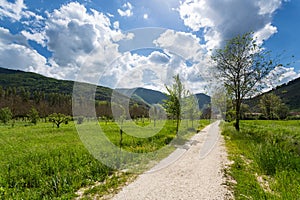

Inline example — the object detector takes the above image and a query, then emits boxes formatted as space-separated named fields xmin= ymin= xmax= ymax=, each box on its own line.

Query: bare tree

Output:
xmin=212 ymin=32 xmax=279 ymax=131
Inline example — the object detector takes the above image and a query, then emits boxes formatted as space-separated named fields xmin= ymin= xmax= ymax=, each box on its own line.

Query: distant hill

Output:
xmin=0 ymin=67 xmax=150 ymax=117
xmin=116 ymin=88 xmax=167 ymax=105
xmin=0 ymin=67 xmax=113 ymax=101
xmin=117 ymin=87 xmax=211 ymax=110
xmin=195 ymin=93 xmax=211 ymax=109
xmin=247 ymin=77 xmax=300 ymax=112
xmin=0 ymin=67 xmax=212 ymax=117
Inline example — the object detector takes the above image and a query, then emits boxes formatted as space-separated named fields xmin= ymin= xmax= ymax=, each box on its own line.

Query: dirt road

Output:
xmin=112 ymin=121 xmax=232 ymax=200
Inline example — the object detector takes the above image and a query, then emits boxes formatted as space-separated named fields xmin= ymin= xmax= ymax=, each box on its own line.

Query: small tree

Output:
xmin=212 ymin=32 xmax=279 ymax=131
xmin=0 ymin=107 xmax=12 ymax=124
xmin=48 ymin=113 xmax=70 ymax=128
xmin=259 ymin=93 xmax=288 ymax=120
xmin=164 ymin=74 xmax=188 ymax=136
xmin=28 ymin=107 xmax=39 ymax=125
xmin=183 ymin=95 xmax=201 ymax=128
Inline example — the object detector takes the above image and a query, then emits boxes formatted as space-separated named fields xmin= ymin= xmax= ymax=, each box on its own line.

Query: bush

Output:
xmin=48 ymin=113 xmax=71 ymax=128
xmin=0 ymin=107 xmax=12 ymax=124
xmin=28 ymin=107 xmax=39 ymax=125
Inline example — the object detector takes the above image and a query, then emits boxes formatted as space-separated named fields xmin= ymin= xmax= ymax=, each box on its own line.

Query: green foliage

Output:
xmin=182 ymin=95 xmax=201 ymax=127
xmin=0 ymin=107 xmax=12 ymax=124
xmin=212 ymin=32 xmax=279 ymax=130
xmin=222 ymin=120 xmax=300 ymax=199
xmin=164 ymin=74 xmax=189 ymax=135
xmin=0 ymin=119 xmax=210 ymax=199
xmin=0 ymin=122 xmax=114 ymax=199
xmin=28 ymin=107 xmax=39 ymax=125
xmin=48 ymin=113 xmax=71 ymax=128
xmin=259 ymin=93 xmax=289 ymax=119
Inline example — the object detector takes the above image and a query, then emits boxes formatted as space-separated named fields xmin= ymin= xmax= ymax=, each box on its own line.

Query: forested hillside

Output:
xmin=247 ymin=77 xmax=300 ymax=112
xmin=0 ymin=67 xmax=149 ymax=118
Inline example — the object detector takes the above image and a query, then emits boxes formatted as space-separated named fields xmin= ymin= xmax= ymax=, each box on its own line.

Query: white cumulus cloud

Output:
xmin=117 ymin=2 xmax=133 ymax=17
xmin=0 ymin=0 xmax=42 ymax=21
xmin=0 ymin=27 xmax=47 ymax=72
xmin=177 ymin=0 xmax=285 ymax=48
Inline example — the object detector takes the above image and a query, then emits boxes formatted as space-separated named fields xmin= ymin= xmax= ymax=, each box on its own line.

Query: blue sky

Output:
xmin=0 ymin=0 xmax=300 ymax=93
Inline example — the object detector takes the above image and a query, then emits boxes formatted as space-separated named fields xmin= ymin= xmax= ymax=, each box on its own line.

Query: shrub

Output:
xmin=0 ymin=107 xmax=12 ymax=124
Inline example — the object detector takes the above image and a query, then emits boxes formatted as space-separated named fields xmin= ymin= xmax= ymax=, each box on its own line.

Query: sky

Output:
xmin=0 ymin=0 xmax=300 ymax=93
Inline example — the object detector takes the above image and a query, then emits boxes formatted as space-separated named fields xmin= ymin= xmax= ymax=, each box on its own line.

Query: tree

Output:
xmin=28 ymin=107 xmax=39 ymax=125
xmin=0 ymin=107 xmax=12 ymax=124
xmin=149 ymin=104 xmax=165 ymax=127
xmin=212 ymin=32 xmax=279 ymax=131
xmin=48 ymin=113 xmax=70 ymax=128
xmin=182 ymin=95 xmax=201 ymax=128
xmin=164 ymin=74 xmax=188 ymax=136
xmin=211 ymin=88 xmax=229 ymax=120
xmin=259 ymin=93 xmax=288 ymax=120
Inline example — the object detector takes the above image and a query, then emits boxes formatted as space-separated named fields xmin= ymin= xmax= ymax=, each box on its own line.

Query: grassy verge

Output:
xmin=0 ymin=119 xmax=210 ymax=199
xmin=221 ymin=120 xmax=300 ymax=199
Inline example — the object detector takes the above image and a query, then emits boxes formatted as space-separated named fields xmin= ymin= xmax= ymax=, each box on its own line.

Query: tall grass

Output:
xmin=222 ymin=120 xmax=300 ymax=199
xmin=0 ymin=119 xmax=210 ymax=199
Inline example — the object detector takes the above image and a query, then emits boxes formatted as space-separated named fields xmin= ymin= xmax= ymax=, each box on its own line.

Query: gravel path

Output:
xmin=112 ymin=121 xmax=232 ymax=200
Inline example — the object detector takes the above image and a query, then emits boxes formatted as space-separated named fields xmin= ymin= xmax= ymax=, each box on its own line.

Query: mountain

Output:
xmin=247 ymin=77 xmax=300 ymax=112
xmin=0 ymin=67 xmax=112 ymax=101
xmin=195 ymin=93 xmax=211 ymax=109
xmin=0 ymin=67 xmax=212 ymax=118
xmin=116 ymin=87 xmax=167 ymax=105
xmin=0 ymin=67 xmax=150 ymax=117
xmin=117 ymin=87 xmax=211 ymax=109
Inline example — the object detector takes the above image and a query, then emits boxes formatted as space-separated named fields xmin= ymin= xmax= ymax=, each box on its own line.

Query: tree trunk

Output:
xmin=119 ymin=128 xmax=123 ymax=149
xmin=235 ymin=100 xmax=240 ymax=131
xmin=176 ymin=118 xmax=179 ymax=137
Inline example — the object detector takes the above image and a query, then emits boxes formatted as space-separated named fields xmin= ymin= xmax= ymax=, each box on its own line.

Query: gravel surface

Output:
xmin=112 ymin=121 xmax=232 ymax=200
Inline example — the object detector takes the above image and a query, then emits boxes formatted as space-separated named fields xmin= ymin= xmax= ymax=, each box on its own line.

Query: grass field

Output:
xmin=0 ymin=119 xmax=209 ymax=199
xmin=222 ymin=120 xmax=300 ymax=199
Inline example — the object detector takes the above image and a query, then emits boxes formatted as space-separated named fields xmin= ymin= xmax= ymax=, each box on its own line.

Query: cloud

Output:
xmin=42 ymin=2 xmax=126 ymax=81
xmin=261 ymin=66 xmax=300 ymax=91
xmin=21 ymin=30 xmax=45 ymax=46
xmin=0 ymin=0 xmax=42 ymax=21
xmin=0 ymin=2 xmax=128 ymax=82
xmin=117 ymin=2 xmax=133 ymax=17
xmin=149 ymin=51 xmax=169 ymax=64
xmin=254 ymin=23 xmax=278 ymax=46
xmin=96 ymin=48 xmax=209 ymax=93
xmin=153 ymin=30 xmax=207 ymax=62
xmin=177 ymin=0 xmax=285 ymax=48
xmin=0 ymin=27 xmax=47 ymax=71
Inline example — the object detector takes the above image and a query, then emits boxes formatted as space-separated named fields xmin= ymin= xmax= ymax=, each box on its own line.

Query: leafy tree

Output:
xmin=164 ymin=74 xmax=188 ymax=136
xmin=182 ymin=95 xmax=201 ymax=128
xmin=19 ymin=87 xmax=30 ymax=102
xmin=259 ymin=93 xmax=288 ymax=119
xmin=48 ymin=113 xmax=70 ymax=128
xmin=28 ymin=107 xmax=39 ymax=125
xmin=212 ymin=32 xmax=279 ymax=131
xmin=0 ymin=107 xmax=12 ymax=124
xmin=149 ymin=104 xmax=163 ymax=127
xmin=211 ymin=88 xmax=229 ymax=120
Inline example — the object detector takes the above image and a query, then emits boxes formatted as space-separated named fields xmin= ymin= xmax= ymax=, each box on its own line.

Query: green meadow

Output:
xmin=222 ymin=120 xmax=300 ymax=199
xmin=0 ymin=119 xmax=209 ymax=199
